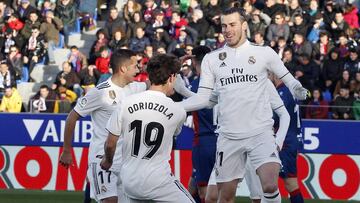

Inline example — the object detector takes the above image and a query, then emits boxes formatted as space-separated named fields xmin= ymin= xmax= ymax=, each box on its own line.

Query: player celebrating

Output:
xmin=179 ymin=7 xmax=307 ymax=203
xmin=205 ymin=79 xmax=290 ymax=203
xmin=101 ymin=54 xmax=195 ymax=203
xmin=59 ymin=49 xmax=146 ymax=203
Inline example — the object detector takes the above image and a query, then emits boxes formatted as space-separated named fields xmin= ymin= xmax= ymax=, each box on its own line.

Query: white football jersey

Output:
xmin=199 ymin=40 xmax=289 ymax=139
xmin=106 ymin=90 xmax=186 ymax=199
xmin=74 ymin=78 xmax=146 ymax=165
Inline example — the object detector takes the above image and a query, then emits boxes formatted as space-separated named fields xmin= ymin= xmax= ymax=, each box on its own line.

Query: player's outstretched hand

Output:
xmin=293 ymin=85 xmax=309 ymax=100
xmin=100 ymin=156 xmax=112 ymax=170
xmin=59 ymin=151 xmax=73 ymax=168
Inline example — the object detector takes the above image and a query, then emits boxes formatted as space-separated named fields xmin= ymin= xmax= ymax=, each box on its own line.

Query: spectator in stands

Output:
xmin=188 ymin=9 xmax=208 ymax=42
xmin=334 ymin=70 xmax=352 ymax=98
xmin=17 ymin=0 xmax=37 ymax=22
xmin=55 ymin=0 xmax=77 ymax=48
xmin=52 ymin=61 xmax=82 ymax=97
xmin=5 ymin=13 xmax=24 ymax=31
xmin=292 ymin=32 xmax=313 ymax=59
xmin=160 ymin=0 xmax=172 ymax=21
xmin=167 ymin=25 xmax=198 ymax=53
xmin=322 ymin=48 xmax=343 ymax=94
xmin=266 ymin=12 xmax=290 ymax=44
xmin=262 ymin=0 xmax=286 ymax=19
xmin=78 ymin=64 xmax=100 ymax=94
xmin=352 ymin=89 xmax=360 ymax=120
xmin=105 ymin=6 xmax=127 ymax=39
xmin=31 ymin=84 xmax=57 ymax=113
xmin=0 ymin=1 xmax=8 ymax=31
xmin=127 ymin=11 xmax=146 ymax=38
xmin=169 ymin=11 xmax=188 ymax=40
xmin=282 ymin=47 xmax=297 ymax=76
xmin=20 ymin=11 xmax=41 ymax=40
xmin=307 ymin=13 xmax=327 ymax=44
xmin=7 ymin=45 xmax=23 ymax=81
xmin=289 ymin=14 xmax=309 ymax=41
xmin=350 ymin=72 xmax=360 ymax=97
xmin=214 ymin=32 xmax=226 ymax=49
xmin=248 ymin=8 xmax=271 ymax=42
xmin=294 ymin=53 xmax=321 ymax=90
xmin=89 ymin=29 xmax=108 ymax=63
xmin=145 ymin=9 xmax=170 ymax=41
xmin=95 ymin=46 xmax=111 ymax=75
xmin=1 ymin=28 xmax=16 ymax=55
xmin=330 ymin=11 xmax=350 ymax=40
xmin=332 ymin=84 xmax=355 ymax=119
xmin=336 ymin=33 xmax=350 ymax=58
xmin=68 ymin=46 xmax=88 ymax=73
xmin=275 ymin=37 xmax=288 ymax=58
xmin=343 ymin=4 xmax=359 ymax=29
xmin=108 ymin=28 xmax=128 ymax=52
xmin=40 ymin=11 xmax=63 ymax=64
xmin=123 ymin=0 xmax=142 ymax=24
xmin=312 ymin=31 xmax=334 ymax=65
xmin=286 ymin=0 xmax=306 ymax=24
xmin=305 ymin=88 xmax=329 ymax=119
xmin=23 ymin=26 xmax=46 ymax=76
xmin=343 ymin=48 xmax=360 ymax=79
xmin=0 ymin=86 xmax=22 ymax=112
xmin=55 ymin=85 xmax=77 ymax=113
xmin=129 ymin=27 xmax=150 ymax=52
xmin=143 ymin=0 xmax=158 ymax=24
xmin=0 ymin=61 xmax=16 ymax=98
xmin=307 ymin=0 xmax=321 ymax=24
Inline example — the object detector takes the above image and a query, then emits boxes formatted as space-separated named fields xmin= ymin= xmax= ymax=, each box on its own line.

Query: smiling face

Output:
xmin=221 ymin=12 xmax=246 ymax=48
xmin=124 ymin=56 xmax=140 ymax=83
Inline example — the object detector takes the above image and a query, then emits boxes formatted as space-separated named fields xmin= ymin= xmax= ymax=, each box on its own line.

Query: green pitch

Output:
xmin=0 ymin=189 xmax=358 ymax=203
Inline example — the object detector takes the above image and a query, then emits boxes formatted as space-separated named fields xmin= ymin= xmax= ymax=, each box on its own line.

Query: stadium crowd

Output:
xmin=0 ymin=0 xmax=359 ymax=119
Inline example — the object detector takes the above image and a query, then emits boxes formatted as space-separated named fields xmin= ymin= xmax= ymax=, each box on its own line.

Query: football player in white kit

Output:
xmin=59 ymin=49 xmax=147 ymax=203
xmin=101 ymin=54 xmax=195 ymax=203
xmin=178 ymin=7 xmax=308 ymax=203
xmin=205 ymin=79 xmax=290 ymax=203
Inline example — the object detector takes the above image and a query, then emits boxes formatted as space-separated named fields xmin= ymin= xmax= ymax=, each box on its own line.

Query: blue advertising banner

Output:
xmin=0 ymin=114 xmax=359 ymax=155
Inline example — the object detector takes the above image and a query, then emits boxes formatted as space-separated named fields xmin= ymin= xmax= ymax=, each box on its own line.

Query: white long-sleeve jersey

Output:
xmin=74 ymin=79 xmax=146 ymax=165
xmin=180 ymin=40 xmax=294 ymax=139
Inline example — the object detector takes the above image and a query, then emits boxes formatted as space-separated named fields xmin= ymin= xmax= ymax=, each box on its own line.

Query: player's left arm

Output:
xmin=101 ymin=103 xmax=124 ymax=170
xmin=267 ymin=80 xmax=290 ymax=150
xmin=266 ymin=47 xmax=308 ymax=100
xmin=101 ymin=132 xmax=119 ymax=170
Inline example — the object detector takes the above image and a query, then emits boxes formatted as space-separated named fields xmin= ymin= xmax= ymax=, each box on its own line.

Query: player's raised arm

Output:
xmin=59 ymin=110 xmax=81 ymax=168
xmin=267 ymin=79 xmax=290 ymax=150
xmin=178 ymin=54 xmax=214 ymax=112
xmin=266 ymin=47 xmax=308 ymax=100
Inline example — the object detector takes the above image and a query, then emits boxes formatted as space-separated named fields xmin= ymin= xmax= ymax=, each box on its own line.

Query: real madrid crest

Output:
xmin=79 ymin=97 xmax=87 ymax=108
xmin=219 ymin=52 xmax=227 ymax=61
xmin=109 ymin=90 xmax=116 ymax=99
xmin=248 ymin=56 xmax=256 ymax=64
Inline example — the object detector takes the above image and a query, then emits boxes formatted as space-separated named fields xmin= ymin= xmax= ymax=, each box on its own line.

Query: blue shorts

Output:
xmin=279 ymin=137 xmax=300 ymax=178
xmin=192 ymin=136 xmax=217 ymax=187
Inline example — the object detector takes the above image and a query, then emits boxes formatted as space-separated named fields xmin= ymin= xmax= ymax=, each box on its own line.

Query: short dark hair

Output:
xmin=110 ymin=49 xmax=137 ymax=73
xmin=40 ymin=84 xmax=49 ymax=90
xmin=70 ymin=45 xmax=78 ymax=50
xmin=147 ymin=54 xmax=181 ymax=85
xmin=192 ymin=45 xmax=211 ymax=64
xmin=222 ymin=7 xmax=247 ymax=22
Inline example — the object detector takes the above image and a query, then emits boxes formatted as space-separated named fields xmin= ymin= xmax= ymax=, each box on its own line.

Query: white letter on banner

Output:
xmin=42 ymin=120 xmax=59 ymax=142
xmin=74 ymin=121 xmax=80 ymax=143
xmin=304 ymin=127 xmax=319 ymax=150
xmin=60 ymin=120 xmax=66 ymax=142
xmin=82 ymin=121 xmax=93 ymax=143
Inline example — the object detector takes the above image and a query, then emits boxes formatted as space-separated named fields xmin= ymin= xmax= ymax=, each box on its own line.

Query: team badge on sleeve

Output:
xmin=219 ymin=52 xmax=227 ymax=61
xmin=109 ymin=90 xmax=116 ymax=99
xmin=79 ymin=97 xmax=87 ymax=108
xmin=248 ymin=56 xmax=256 ymax=64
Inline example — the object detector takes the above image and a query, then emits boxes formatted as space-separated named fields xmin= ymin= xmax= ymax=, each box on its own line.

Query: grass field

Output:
xmin=0 ymin=190 xmax=358 ymax=203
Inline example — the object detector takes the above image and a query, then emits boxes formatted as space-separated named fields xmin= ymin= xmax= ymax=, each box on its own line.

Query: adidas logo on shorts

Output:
xmin=219 ymin=62 xmax=227 ymax=67
xmin=270 ymin=152 xmax=277 ymax=158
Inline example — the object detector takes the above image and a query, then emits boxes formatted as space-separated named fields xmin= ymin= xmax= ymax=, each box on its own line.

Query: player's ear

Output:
xmin=241 ymin=21 xmax=248 ymax=32
xmin=120 ymin=65 xmax=127 ymax=73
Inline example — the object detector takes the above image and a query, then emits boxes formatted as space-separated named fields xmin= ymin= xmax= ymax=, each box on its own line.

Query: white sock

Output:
xmin=261 ymin=189 xmax=281 ymax=203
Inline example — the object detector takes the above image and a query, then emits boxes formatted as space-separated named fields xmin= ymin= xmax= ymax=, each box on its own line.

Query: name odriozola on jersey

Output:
xmin=106 ymin=90 xmax=186 ymax=199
